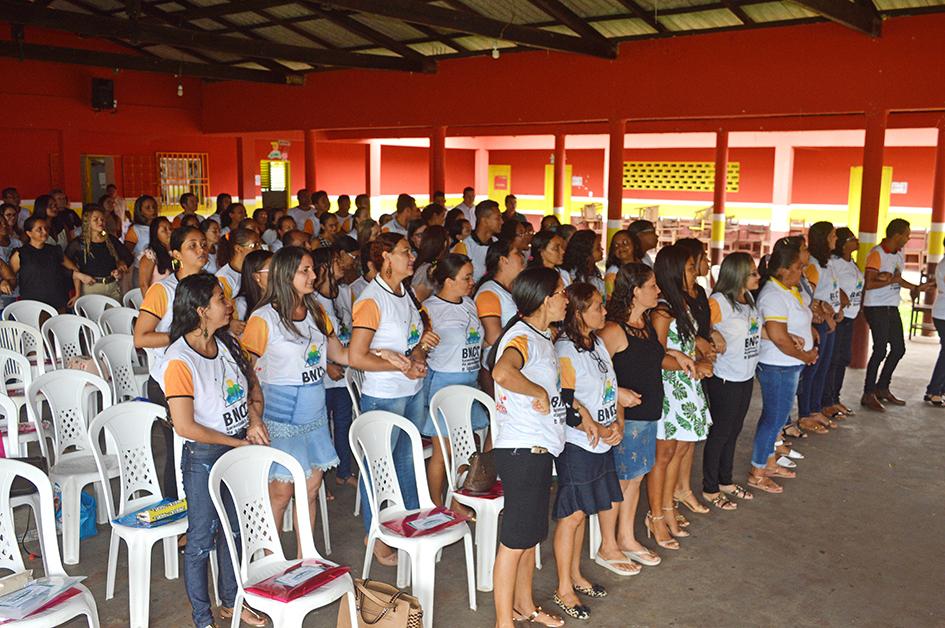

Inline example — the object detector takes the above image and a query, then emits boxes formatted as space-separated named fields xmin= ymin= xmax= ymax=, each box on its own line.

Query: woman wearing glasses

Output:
xmin=215 ymin=227 xmax=262 ymax=301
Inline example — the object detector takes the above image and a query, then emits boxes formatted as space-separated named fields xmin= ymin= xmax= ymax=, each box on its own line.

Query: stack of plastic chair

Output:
xmin=350 ymin=410 xmax=477 ymax=628
xmin=123 ymin=288 xmax=144 ymax=310
xmin=0 ymin=348 xmax=46 ymax=458
xmin=87 ymin=401 xmax=184 ymax=628
xmin=98 ymin=306 xmax=138 ymax=336
xmin=209 ymin=445 xmax=357 ymax=628
xmin=0 ymin=319 xmax=51 ymax=379
xmin=40 ymin=315 xmax=101 ymax=371
xmin=0 ymin=458 xmax=101 ymax=627
xmin=73 ymin=294 xmax=121 ymax=324
xmin=0 ymin=393 xmax=44 ymax=558
xmin=94 ymin=335 xmax=148 ymax=401
xmin=429 ymin=385 xmax=503 ymax=592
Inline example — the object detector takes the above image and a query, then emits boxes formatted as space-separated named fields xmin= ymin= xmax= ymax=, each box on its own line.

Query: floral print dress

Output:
xmin=656 ymin=315 xmax=712 ymax=442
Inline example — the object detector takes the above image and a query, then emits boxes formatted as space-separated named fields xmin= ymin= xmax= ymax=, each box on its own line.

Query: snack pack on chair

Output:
xmin=336 ymin=578 xmax=422 ymax=628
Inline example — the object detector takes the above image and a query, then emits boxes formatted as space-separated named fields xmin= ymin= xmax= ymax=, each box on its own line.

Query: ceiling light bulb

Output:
xmin=491 ymin=46 xmax=500 ymax=59
xmin=177 ymin=82 xmax=183 ymax=97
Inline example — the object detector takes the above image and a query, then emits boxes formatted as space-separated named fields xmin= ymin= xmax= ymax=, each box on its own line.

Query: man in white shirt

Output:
xmin=289 ymin=188 xmax=320 ymax=236
xmin=453 ymin=200 xmax=501 ymax=280
xmin=383 ymin=194 xmax=419 ymax=236
xmin=629 ymin=219 xmax=658 ymax=267
xmin=453 ymin=186 xmax=476 ymax=228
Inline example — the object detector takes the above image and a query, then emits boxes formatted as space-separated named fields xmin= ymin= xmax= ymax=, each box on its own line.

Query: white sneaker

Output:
xmin=776 ymin=455 xmax=797 ymax=469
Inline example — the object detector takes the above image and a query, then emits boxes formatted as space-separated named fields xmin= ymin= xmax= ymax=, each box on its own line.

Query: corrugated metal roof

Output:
xmin=187 ymin=0 xmax=227 ymax=7
xmin=354 ymin=48 xmax=402 ymax=58
xmin=218 ymin=12 xmax=270 ymax=28
xmin=188 ymin=18 xmax=228 ymax=32
xmin=874 ymin=0 xmax=945 ymax=9
xmin=294 ymin=19 xmax=373 ymax=47
xmin=635 ymin=0 xmax=720 ymax=12
xmin=262 ymin=4 xmax=314 ymax=20
xmin=459 ymin=0 xmax=552 ymax=24
xmin=659 ymin=8 xmax=744 ymax=30
xmin=407 ymin=41 xmax=460 ymax=56
xmin=152 ymin=2 xmax=185 ymax=12
xmin=451 ymin=35 xmax=518 ymax=52
xmin=48 ymin=0 xmax=91 ymax=13
xmin=742 ymin=2 xmax=818 ymax=22
xmin=351 ymin=14 xmax=428 ymax=41
xmin=592 ymin=17 xmax=660 ymax=37
xmin=142 ymin=45 xmax=211 ymax=64
xmin=563 ymin=0 xmax=633 ymax=18
xmin=252 ymin=25 xmax=326 ymax=48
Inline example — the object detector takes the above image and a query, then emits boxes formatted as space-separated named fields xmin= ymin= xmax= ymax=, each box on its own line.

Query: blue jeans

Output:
xmin=797 ymin=321 xmax=835 ymax=417
xmin=181 ymin=441 xmax=240 ymax=627
xmin=752 ymin=363 xmax=803 ymax=469
xmin=357 ymin=391 xmax=424 ymax=533
xmin=326 ymin=387 xmax=354 ymax=479
xmin=926 ymin=318 xmax=945 ymax=396
xmin=823 ymin=317 xmax=854 ymax=407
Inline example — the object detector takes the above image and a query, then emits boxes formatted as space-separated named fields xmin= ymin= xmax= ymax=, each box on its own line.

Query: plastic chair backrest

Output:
xmin=74 ymin=294 xmax=121 ymax=323
xmin=87 ymin=401 xmax=165 ymax=520
xmin=94 ymin=334 xmax=140 ymax=402
xmin=41 ymin=314 xmax=102 ymax=370
xmin=0 ymin=348 xmax=32 ymax=399
xmin=1 ymin=300 xmax=57 ymax=330
xmin=349 ymin=410 xmax=434 ymax=524
xmin=428 ymin=385 xmax=496 ymax=491
xmin=98 ymin=307 xmax=138 ymax=336
xmin=209 ymin=446 xmax=322 ymax=582
xmin=123 ymin=288 xmax=143 ymax=310
xmin=0 ymin=394 xmax=19 ymax=457
xmin=0 ymin=321 xmax=49 ymax=376
xmin=344 ymin=368 xmax=364 ymax=418
xmin=0 ymin=458 xmax=65 ymax=576
xmin=27 ymin=370 xmax=112 ymax=465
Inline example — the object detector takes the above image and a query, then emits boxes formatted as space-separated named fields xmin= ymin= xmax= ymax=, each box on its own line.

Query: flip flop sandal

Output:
xmin=798 ymin=419 xmax=828 ymax=435
xmin=624 ymin=549 xmax=661 ymax=566
xmin=747 ymin=475 xmax=783 ymax=494
xmin=593 ymin=554 xmax=640 ymax=576
xmin=515 ymin=606 xmax=565 ymax=627
xmin=573 ymin=583 xmax=608 ymax=598
xmin=783 ymin=425 xmax=807 ymax=439
xmin=721 ymin=484 xmax=754 ymax=500
xmin=776 ymin=455 xmax=797 ymax=469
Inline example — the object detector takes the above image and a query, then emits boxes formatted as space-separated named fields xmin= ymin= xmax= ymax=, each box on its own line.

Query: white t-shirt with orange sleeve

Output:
xmin=139 ymin=273 xmax=179 ymax=372
xmin=215 ymin=264 xmax=241 ymax=301
xmin=241 ymin=303 xmax=333 ymax=386
xmin=862 ymin=244 xmax=905 ymax=307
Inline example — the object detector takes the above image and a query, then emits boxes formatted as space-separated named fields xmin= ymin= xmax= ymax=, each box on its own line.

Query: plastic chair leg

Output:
xmin=534 ymin=543 xmax=542 ymax=570
xmin=209 ymin=549 xmax=221 ymax=607
xmin=353 ymin=487 xmax=360 ymax=516
xmin=127 ymin=537 xmax=153 ymax=628
xmin=282 ymin=498 xmax=294 ymax=532
xmin=93 ymin=481 xmax=109 ymax=525
xmin=318 ymin=483 xmax=331 ymax=555
xmin=58 ymin=479 xmax=81 ymax=565
xmin=588 ymin=514 xmax=601 ymax=560
xmin=463 ymin=532 xmax=477 ymax=611
xmin=105 ymin=532 xmax=119 ymax=599
xmin=162 ymin=536 xmax=178 ymax=580
xmin=409 ymin=546 xmax=439 ymax=628
xmin=396 ymin=549 xmax=410 ymax=588
xmin=474 ymin=511 xmax=499 ymax=592
xmin=361 ymin=534 xmax=375 ymax=579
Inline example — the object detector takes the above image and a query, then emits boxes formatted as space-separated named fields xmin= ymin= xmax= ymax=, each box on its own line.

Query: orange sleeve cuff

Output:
xmin=163 ymin=359 xmax=194 ymax=398
xmin=559 ymin=357 xmax=576 ymax=389
xmin=240 ymin=316 xmax=269 ymax=357
xmin=505 ymin=335 xmax=530 ymax=363
xmin=709 ymin=299 xmax=723 ymax=325
xmin=352 ymin=298 xmax=381 ymax=329
xmin=139 ymin=283 xmax=167 ymax=319
xmin=476 ymin=291 xmax=501 ymax=318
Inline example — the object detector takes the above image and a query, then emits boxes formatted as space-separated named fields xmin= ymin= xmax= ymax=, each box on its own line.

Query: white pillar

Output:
xmin=771 ymin=143 xmax=795 ymax=236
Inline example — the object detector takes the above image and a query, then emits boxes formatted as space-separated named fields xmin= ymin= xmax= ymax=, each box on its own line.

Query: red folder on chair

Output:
xmin=245 ymin=560 xmax=350 ymax=603
xmin=381 ymin=506 xmax=470 ymax=538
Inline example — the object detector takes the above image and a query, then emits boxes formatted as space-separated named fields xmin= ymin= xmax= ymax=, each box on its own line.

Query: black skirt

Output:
xmin=493 ymin=448 xmax=553 ymax=550
xmin=553 ymin=444 xmax=623 ymax=520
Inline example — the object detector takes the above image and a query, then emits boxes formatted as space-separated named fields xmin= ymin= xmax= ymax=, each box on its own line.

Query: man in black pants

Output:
xmin=860 ymin=219 xmax=933 ymax=411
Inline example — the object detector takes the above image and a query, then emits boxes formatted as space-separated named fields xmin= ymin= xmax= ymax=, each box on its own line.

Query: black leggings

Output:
xmin=702 ymin=377 xmax=754 ymax=494
xmin=147 ymin=376 xmax=178 ymax=500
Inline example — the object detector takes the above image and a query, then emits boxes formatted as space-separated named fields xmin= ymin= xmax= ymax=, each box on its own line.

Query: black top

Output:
xmin=16 ymin=243 xmax=68 ymax=310
xmin=688 ymin=285 xmax=712 ymax=340
xmin=612 ymin=318 xmax=665 ymax=422
xmin=65 ymin=236 xmax=132 ymax=277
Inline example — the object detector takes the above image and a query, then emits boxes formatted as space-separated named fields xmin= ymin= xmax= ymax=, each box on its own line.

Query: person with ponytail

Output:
xmin=475 ymin=239 xmax=525 ymax=389
xmin=156 ymin=273 xmax=269 ymax=628
xmin=420 ymin=253 xmax=486 ymax=507
xmin=528 ymin=229 xmax=570 ymax=287
xmin=215 ymin=227 xmax=263 ymax=304
xmin=123 ymin=194 xmax=158 ymax=257
xmin=823 ymin=228 xmax=863 ymax=413
xmin=311 ymin=247 xmax=357 ymax=487
xmin=411 ymin=225 xmax=450 ymax=303
xmin=499 ymin=218 xmax=530 ymax=255
xmin=552 ymin=282 xmax=638 ymax=619
xmin=598 ymin=263 xmax=668 ymax=560
xmin=750 ymin=246 xmax=819 ymax=494
xmin=349 ymin=233 xmax=440 ymax=564
xmin=651 ymin=245 xmax=712 ymax=540
xmin=562 ymin=229 xmax=605 ymax=297
xmin=490 ymin=266 xmax=568 ymax=628
xmin=603 ymin=229 xmax=638 ymax=298
xmin=233 ymin=249 xmax=272 ymax=321
xmin=138 ymin=216 xmax=173 ymax=293
xmin=200 ymin=218 xmax=222 ymax=273
xmin=65 ymin=204 xmax=132 ymax=301
xmin=135 ymin=226 xmax=209 ymax=500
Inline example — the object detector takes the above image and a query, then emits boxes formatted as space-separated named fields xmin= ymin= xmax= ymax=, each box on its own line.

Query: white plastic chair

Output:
xmin=0 ymin=320 xmax=51 ymax=378
xmin=350 ymin=410 xmax=477 ymax=628
xmin=87 ymin=401 xmax=182 ymax=628
xmin=74 ymin=294 xmax=121 ymax=324
xmin=279 ymin=484 xmax=332 ymax=556
xmin=0 ymin=348 xmax=46 ymax=458
xmin=344 ymin=368 xmax=365 ymax=517
xmin=123 ymin=288 xmax=144 ymax=310
xmin=0 ymin=393 xmax=45 ymax=558
xmin=98 ymin=306 xmax=139 ymax=336
xmin=0 ymin=458 xmax=100 ymax=627
xmin=209 ymin=446 xmax=357 ymax=628
xmin=1 ymin=299 xmax=57 ymax=329
xmin=429 ymin=385 xmax=503 ymax=592
xmin=41 ymin=314 xmax=101 ymax=371
xmin=28 ymin=370 xmax=118 ymax=565
xmin=94 ymin=335 xmax=148 ymax=402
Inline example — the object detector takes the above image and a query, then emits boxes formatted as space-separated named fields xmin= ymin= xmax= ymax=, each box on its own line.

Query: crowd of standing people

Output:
xmin=0 ymin=181 xmax=939 ymax=627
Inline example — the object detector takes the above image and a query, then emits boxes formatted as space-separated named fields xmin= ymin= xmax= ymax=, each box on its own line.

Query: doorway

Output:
xmin=81 ymin=155 xmax=115 ymax=204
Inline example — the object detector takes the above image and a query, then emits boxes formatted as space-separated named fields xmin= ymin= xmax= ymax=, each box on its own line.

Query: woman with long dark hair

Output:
xmin=824 ymin=228 xmax=863 ymax=414
xmin=349 ymin=233 xmax=439 ymax=564
xmin=476 ymin=239 xmax=526 ymax=366
xmin=31 ymin=194 xmax=72 ymax=249
xmin=123 ymin=194 xmax=158 ymax=258
xmin=528 ymin=229 xmax=570 ymax=287
xmin=420 ymin=253 xmax=486 ymax=507
xmin=138 ymin=216 xmax=173 ymax=293
xmin=599 ymin=263 xmax=669 ymax=559
xmin=702 ymin=253 xmax=761 ymax=509
xmin=215 ymin=228 xmax=262 ymax=305
xmin=9 ymin=216 xmax=91 ymax=311
xmin=200 ymin=218 xmax=222 ymax=273
xmin=499 ymin=218 xmax=530 ymax=255
xmin=491 ymin=266 xmax=567 ymax=628
xmin=750 ymin=247 xmax=819 ymax=494
xmin=156 ymin=273 xmax=268 ymax=628
xmin=562 ymin=230 xmax=604 ymax=296
xmin=65 ymin=204 xmax=132 ymax=301
xmin=603 ymin=230 xmax=638 ymax=298
xmin=651 ymin=245 xmax=712 ymax=540
xmin=552 ymin=282 xmax=635 ymax=619
xmin=135 ymin=226 xmax=210 ymax=499
xmin=410 ymin=225 xmax=450 ymax=303
xmin=233 ymin=249 xmax=272 ymax=321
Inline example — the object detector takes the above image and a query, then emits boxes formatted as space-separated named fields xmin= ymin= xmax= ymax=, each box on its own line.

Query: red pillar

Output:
xmin=923 ymin=120 xmax=945 ymax=332
xmin=553 ymin=133 xmax=567 ymax=221
xmin=430 ymin=126 xmax=446 ymax=200
xmin=710 ymin=129 xmax=729 ymax=265
xmin=851 ymin=110 xmax=888 ymax=369
xmin=304 ymin=129 xmax=317 ymax=191
xmin=236 ymin=135 xmax=256 ymax=208
xmin=606 ymin=119 xmax=626 ymax=248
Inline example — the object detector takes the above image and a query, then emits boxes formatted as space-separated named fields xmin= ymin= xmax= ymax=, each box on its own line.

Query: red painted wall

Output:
xmin=488 ymin=149 xmax=605 ymax=197
xmin=445 ymin=149 xmax=476 ymax=193
xmin=380 ymin=146 xmax=427 ymax=196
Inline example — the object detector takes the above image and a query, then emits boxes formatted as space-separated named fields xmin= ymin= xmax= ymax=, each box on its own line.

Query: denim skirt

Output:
xmin=612 ymin=420 xmax=657 ymax=481
xmin=263 ymin=381 xmax=339 ymax=482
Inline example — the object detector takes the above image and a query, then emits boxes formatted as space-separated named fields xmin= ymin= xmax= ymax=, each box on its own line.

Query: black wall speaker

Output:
xmin=91 ymin=78 xmax=115 ymax=110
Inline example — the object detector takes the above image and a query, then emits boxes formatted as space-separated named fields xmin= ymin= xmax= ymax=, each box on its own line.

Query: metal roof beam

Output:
xmin=0 ymin=0 xmax=432 ymax=72
xmin=299 ymin=2 xmax=432 ymax=63
xmin=319 ymin=0 xmax=618 ymax=59
xmin=612 ymin=0 xmax=669 ymax=33
xmin=528 ymin=0 xmax=613 ymax=45
xmin=787 ymin=0 xmax=881 ymax=35
xmin=0 ymin=40 xmax=302 ymax=84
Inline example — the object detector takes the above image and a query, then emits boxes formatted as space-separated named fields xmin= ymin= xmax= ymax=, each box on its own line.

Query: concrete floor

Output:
xmin=49 ymin=339 xmax=945 ymax=628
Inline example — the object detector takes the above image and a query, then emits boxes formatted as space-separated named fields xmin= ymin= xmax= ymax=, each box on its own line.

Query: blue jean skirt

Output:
xmin=612 ymin=420 xmax=657 ymax=481
xmin=420 ymin=369 xmax=490 ymax=438
xmin=263 ymin=382 xmax=339 ymax=482
xmin=553 ymin=444 xmax=623 ymax=520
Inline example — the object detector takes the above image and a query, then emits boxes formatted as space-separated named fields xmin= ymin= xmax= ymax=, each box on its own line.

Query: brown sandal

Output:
xmin=514 ymin=606 xmax=565 ymax=627
xmin=220 ymin=605 xmax=267 ymax=627
xmin=747 ymin=474 xmax=782 ymax=494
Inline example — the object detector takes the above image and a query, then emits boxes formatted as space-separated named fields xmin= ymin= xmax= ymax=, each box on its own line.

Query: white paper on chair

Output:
xmin=274 ymin=564 xmax=327 ymax=588
xmin=0 ymin=576 xmax=84 ymax=620
xmin=406 ymin=511 xmax=454 ymax=531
